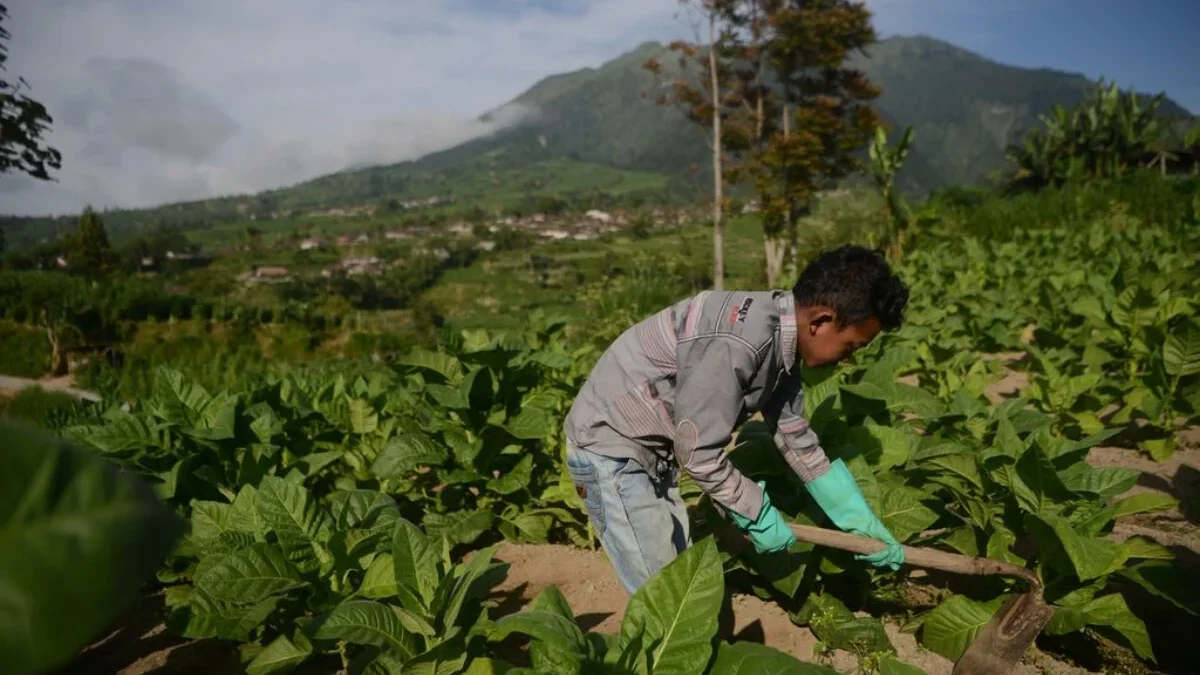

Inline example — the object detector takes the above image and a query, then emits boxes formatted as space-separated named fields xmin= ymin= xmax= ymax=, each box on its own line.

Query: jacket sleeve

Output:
xmin=673 ymin=335 xmax=765 ymax=521
xmin=762 ymin=372 xmax=832 ymax=483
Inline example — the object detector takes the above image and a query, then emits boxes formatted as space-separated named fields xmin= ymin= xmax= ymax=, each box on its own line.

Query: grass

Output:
xmin=0 ymin=321 xmax=50 ymax=379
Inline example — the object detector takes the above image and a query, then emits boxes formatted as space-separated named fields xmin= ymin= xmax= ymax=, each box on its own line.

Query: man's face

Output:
xmin=797 ymin=311 xmax=882 ymax=368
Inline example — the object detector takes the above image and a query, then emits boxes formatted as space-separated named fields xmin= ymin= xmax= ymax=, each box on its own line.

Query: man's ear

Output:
xmin=808 ymin=306 xmax=837 ymax=334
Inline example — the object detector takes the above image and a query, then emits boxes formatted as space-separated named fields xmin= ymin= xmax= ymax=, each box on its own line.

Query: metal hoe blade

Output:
xmin=952 ymin=590 xmax=1055 ymax=675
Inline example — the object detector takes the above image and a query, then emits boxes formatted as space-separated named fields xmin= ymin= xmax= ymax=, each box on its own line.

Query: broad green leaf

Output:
xmin=1112 ymin=492 xmax=1179 ymax=518
xmin=65 ymin=413 xmax=166 ymax=456
xmin=170 ymin=587 xmax=282 ymax=642
xmin=394 ymin=606 xmax=436 ymax=636
xmin=425 ymin=509 xmax=496 ymax=547
xmin=359 ymin=553 xmax=400 ymax=599
xmin=1141 ymin=436 xmax=1175 ymax=462
xmin=290 ymin=451 xmax=342 ymax=479
xmin=0 ymin=422 xmax=184 ymax=675
xmin=1117 ymin=536 xmax=1173 ymax=562
xmin=248 ymin=404 xmax=284 ymax=443
xmin=438 ymin=545 xmax=508 ymax=632
xmin=427 ymin=383 xmax=470 ymax=410
xmin=403 ymin=631 xmax=470 ymax=675
xmin=920 ymin=595 xmax=1004 ymax=662
xmin=444 ymin=428 xmax=483 ymax=467
xmin=923 ymin=454 xmax=982 ymax=491
xmin=910 ymin=441 xmax=971 ymax=463
xmin=532 ymin=584 xmax=576 ymax=621
xmin=876 ymin=486 xmax=940 ymax=542
xmin=795 ymin=592 xmax=894 ymax=658
xmin=489 ymin=610 xmax=587 ymax=675
xmin=1008 ymin=444 xmax=1072 ymax=514
xmin=462 ymin=658 xmax=517 ymax=675
xmin=740 ymin=545 xmax=813 ymax=600
xmin=228 ymin=484 xmax=265 ymax=538
xmin=709 ymin=641 xmax=839 ymax=674
xmin=1057 ymin=464 xmax=1139 ymax=500
xmin=504 ymin=405 xmax=555 ymax=440
xmin=1117 ymin=562 xmax=1200 ymax=615
xmin=838 ymin=425 xmax=918 ymax=470
xmin=310 ymin=600 xmax=418 ymax=660
xmin=1079 ymin=594 xmax=1154 ymax=661
xmin=149 ymin=366 xmax=214 ymax=426
xmin=618 ymin=537 xmax=724 ymax=675
xmin=373 ymin=432 xmax=450 ymax=479
xmin=399 ymin=348 xmax=463 ymax=381
xmin=1026 ymin=514 xmax=1123 ymax=581
xmin=255 ymin=476 xmax=332 ymax=571
xmin=1163 ymin=318 xmax=1200 ymax=377
xmin=191 ymin=500 xmax=235 ymax=541
xmin=392 ymin=519 xmax=441 ymax=612
xmin=185 ymin=392 xmax=238 ymax=441
xmin=331 ymin=490 xmax=401 ymax=530
xmin=246 ymin=633 xmax=313 ymax=675
xmin=194 ymin=543 xmax=306 ymax=603
xmin=985 ymin=527 xmax=1024 ymax=566
xmin=348 ymin=399 xmax=379 ymax=434
xmin=941 ymin=526 xmax=980 ymax=557
xmin=488 ymin=455 xmax=535 ymax=495
xmin=986 ymin=414 xmax=1025 ymax=460
xmin=501 ymin=511 xmax=554 ymax=543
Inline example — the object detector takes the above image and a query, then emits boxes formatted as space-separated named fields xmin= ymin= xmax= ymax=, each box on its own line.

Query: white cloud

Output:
xmin=0 ymin=0 xmax=688 ymax=215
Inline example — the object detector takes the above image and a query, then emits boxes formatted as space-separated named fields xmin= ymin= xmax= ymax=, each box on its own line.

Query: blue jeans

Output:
xmin=565 ymin=443 xmax=690 ymax=595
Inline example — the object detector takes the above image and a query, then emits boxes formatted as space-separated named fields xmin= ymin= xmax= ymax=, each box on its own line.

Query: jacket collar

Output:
xmin=775 ymin=291 xmax=798 ymax=374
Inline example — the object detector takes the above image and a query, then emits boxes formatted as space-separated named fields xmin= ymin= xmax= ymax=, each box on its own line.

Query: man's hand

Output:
xmin=804 ymin=459 xmax=904 ymax=570
xmin=728 ymin=481 xmax=797 ymax=554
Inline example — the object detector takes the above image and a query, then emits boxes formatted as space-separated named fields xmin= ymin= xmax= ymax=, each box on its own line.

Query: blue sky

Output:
xmin=867 ymin=0 xmax=1199 ymax=113
xmin=1 ymin=0 xmax=1196 ymax=215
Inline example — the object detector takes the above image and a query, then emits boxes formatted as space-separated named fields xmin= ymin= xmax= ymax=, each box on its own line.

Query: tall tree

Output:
xmin=716 ymin=0 xmax=880 ymax=286
xmin=0 ymin=3 xmax=61 ymax=180
xmin=717 ymin=0 xmax=786 ymax=284
xmin=644 ymin=1 xmax=737 ymax=290
xmin=69 ymin=205 xmax=113 ymax=276
xmin=764 ymin=0 xmax=880 ymax=280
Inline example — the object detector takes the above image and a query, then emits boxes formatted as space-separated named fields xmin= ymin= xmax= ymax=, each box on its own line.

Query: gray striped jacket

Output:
xmin=563 ymin=289 xmax=831 ymax=521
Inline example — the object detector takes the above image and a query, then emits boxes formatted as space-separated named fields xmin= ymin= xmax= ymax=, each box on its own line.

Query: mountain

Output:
xmin=849 ymin=36 xmax=1192 ymax=189
xmin=3 ymin=35 xmax=1193 ymax=248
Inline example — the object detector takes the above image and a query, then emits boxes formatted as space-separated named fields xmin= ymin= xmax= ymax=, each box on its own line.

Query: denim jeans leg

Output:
xmin=565 ymin=444 xmax=689 ymax=595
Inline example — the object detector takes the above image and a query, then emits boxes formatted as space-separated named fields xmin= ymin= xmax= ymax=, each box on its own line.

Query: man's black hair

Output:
xmin=791 ymin=245 xmax=909 ymax=330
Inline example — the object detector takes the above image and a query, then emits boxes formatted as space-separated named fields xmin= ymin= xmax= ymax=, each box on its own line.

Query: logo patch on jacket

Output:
xmin=729 ymin=297 xmax=753 ymax=324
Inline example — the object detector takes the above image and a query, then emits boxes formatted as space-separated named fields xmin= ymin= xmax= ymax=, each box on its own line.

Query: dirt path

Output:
xmin=0 ymin=373 xmax=102 ymax=402
xmin=1090 ymin=427 xmax=1200 ymax=560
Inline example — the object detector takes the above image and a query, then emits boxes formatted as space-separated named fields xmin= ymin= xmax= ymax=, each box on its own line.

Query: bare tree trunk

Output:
xmin=708 ymin=13 xmax=724 ymax=291
xmin=45 ymin=326 xmax=67 ymax=377
xmin=782 ymin=105 xmax=800 ymax=281
xmin=764 ymin=238 xmax=786 ymax=286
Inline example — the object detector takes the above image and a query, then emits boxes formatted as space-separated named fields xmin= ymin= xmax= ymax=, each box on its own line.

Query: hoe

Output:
xmin=789 ymin=524 xmax=1055 ymax=675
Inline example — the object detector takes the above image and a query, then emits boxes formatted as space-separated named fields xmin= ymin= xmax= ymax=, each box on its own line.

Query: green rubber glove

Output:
xmin=805 ymin=459 xmax=904 ymax=571
xmin=728 ymin=481 xmax=797 ymax=554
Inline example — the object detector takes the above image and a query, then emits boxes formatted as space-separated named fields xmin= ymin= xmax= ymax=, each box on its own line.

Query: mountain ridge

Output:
xmin=2 ymin=34 xmax=1193 ymax=247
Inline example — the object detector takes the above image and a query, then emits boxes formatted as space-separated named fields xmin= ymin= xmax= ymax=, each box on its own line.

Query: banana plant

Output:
xmin=868 ymin=125 xmax=915 ymax=261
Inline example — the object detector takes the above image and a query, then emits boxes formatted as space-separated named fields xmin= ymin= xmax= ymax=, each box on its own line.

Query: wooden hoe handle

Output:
xmin=789 ymin=523 xmax=1042 ymax=590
